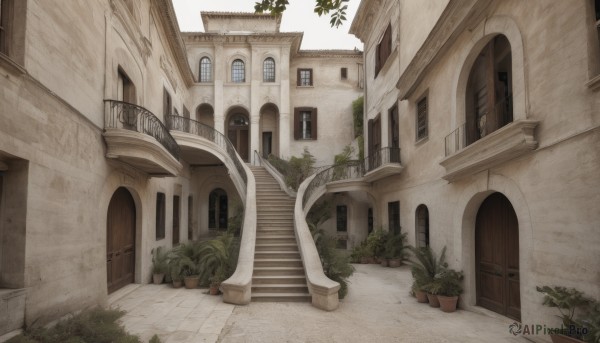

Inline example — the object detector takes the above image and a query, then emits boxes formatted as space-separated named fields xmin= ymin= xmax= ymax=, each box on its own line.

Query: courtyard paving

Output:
xmin=109 ymin=265 xmax=531 ymax=343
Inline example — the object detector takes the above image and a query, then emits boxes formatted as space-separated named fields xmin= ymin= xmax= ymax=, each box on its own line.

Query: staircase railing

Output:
xmin=164 ymin=114 xmax=256 ymax=305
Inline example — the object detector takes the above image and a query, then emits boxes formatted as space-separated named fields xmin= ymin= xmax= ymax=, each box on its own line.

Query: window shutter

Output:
xmin=311 ymin=108 xmax=318 ymax=139
xmin=294 ymin=108 xmax=300 ymax=140
xmin=297 ymin=69 xmax=301 ymax=86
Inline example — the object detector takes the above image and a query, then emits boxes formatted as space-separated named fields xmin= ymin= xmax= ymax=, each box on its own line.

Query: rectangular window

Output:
xmin=375 ymin=24 xmax=392 ymax=77
xmin=172 ymin=195 xmax=180 ymax=245
xmin=416 ymin=96 xmax=428 ymax=141
xmin=163 ymin=89 xmax=171 ymax=117
xmin=155 ymin=192 xmax=166 ymax=240
xmin=0 ymin=0 xmax=12 ymax=55
xmin=187 ymin=196 xmax=193 ymax=241
xmin=297 ymin=68 xmax=313 ymax=86
xmin=341 ymin=67 xmax=348 ymax=80
xmin=336 ymin=205 xmax=347 ymax=231
xmin=294 ymin=107 xmax=318 ymax=140
xmin=388 ymin=201 xmax=400 ymax=235
xmin=368 ymin=208 xmax=373 ymax=234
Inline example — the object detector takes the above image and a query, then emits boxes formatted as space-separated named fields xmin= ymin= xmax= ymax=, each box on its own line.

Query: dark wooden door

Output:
xmin=107 ymin=187 xmax=136 ymax=294
xmin=476 ymin=192 xmax=520 ymax=320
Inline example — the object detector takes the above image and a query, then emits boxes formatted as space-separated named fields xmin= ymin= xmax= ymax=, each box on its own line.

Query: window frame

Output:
xmin=297 ymin=68 xmax=313 ymax=86
xmin=155 ymin=192 xmax=166 ymax=240
xmin=231 ymin=59 xmax=245 ymax=83
xmin=263 ymin=57 xmax=276 ymax=82
xmin=416 ymin=95 xmax=429 ymax=142
xmin=199 ymin=56 xmax=212 ymax=83
xmin=293 ymin=107 xmax=318 ymax=140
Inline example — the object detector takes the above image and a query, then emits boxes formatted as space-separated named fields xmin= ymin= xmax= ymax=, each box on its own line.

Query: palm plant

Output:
xmin=423 ymin=268 xmax=464 ymax=296
xmin=407 ymin=246 xmax=448 ymax=292
xmin=197 ymin=234 xmax=240 ymax=285
xmin=151 ymin=246 xmax=168 ymax=275
xmin=385 ymin=232 xmax=409 ymax=260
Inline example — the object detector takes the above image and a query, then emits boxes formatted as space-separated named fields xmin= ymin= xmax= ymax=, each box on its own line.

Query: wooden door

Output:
xmin=107 ymin=187 xmax=136 ymax=294
xmin=239 ymin=129 xmax=249 ymax=162
xmin=476 ymin=192 xmax=520 ymax=320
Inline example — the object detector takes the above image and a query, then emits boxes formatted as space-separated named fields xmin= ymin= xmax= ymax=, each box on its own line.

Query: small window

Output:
xmin=416 ymin=96 xmax=428 ymax=141
xmin=155 ymin=193 xmax=166 ymax=240
xmin=294 ymin=107 xmax=318 ymax=140
xmin=263 ymin=57 xmax=275 ymax=82
xmin=375 ymin=24 xmax=392 ymax=77
xmin=163 ymin=88 xmax=171 ymax=116
xmin=232 ymin=59 xmax=245 ymax=83
xmin=199 ymin=57 xmax=212 ymax=82
xmin=416 ymin=205 xmax=430 ymax=247
xmin=341 ymin=67 xmax=348 ymax=80
xmin=336 ymin=205 xmax=347 ymax=231
xmin=172 ymin=195 xmax=180 ymax=245
xmin=388 ymin=201 xmax=400 ymax=235
xmin=187 ymin=196 xmax=193 ymax=241
xmin=368 ymin=208 xmax=373 ymax=234
xmin=297 ymin=68 xmax=313 ymax=86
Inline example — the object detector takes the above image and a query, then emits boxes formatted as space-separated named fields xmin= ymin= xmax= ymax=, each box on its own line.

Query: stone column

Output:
xmin=214 ymin=42 xmax=225 ymax=134
xmin=250 ymin=45 xmax=260 ymax=163
xmin=279 ymin=45 xmax=291 ymax=158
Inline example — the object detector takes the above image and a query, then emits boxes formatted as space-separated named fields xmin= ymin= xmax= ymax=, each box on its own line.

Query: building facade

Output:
xmin=349 ymin=0 xmax=600 ymax=336
xmin=0 ymin=0 xmax=361 ymax=334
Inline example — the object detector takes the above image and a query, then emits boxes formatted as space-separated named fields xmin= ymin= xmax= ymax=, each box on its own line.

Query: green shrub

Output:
xmin=407 ymin=246 xmax=448 ymax=292
xmin=151 ymin=246 xmax=168 ymax=275
xmin=267 ymin=148 xmax=315 ymax=191
xmin=352 ymin=96 xmax=364 ymax=138
xmin=365 ymin=228 xmax=387 ymax=259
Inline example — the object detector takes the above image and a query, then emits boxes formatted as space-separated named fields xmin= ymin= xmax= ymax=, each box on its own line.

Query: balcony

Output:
xmin=363 ymin=147 xmax=403 ymax=182
xmin=103 ymin=100 xmax=182 ymax=177
xmin=440 ymin=120 xmax=539 ymax=182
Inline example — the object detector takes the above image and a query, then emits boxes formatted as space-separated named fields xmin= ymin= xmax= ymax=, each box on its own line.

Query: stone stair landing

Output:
xmin=249 ymin=166 xmax=310 ymax=302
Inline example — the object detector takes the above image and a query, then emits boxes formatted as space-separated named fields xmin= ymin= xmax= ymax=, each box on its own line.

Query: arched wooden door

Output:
xmin=227 ymin=113 xmax=249 ymax=162
xmin=476 ymin=192 xmax=520 ymax=320
xmin=107 ymin=187 xmax=136 ymax=294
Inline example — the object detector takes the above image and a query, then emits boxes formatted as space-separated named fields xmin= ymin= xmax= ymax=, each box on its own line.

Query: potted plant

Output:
xmin=209 ymin=267 xmax=226 ymax=295
xmin=151 ymin=246 xmax=168 ymax=284
xmin=412 ymin=281 xmax=428 ymax=303
xmin=407 ymin=246 xmax=448 ymax=307
xmin=366 ymin=228 xmax=387 ymax=264
xmin=170 ymin=242 xmax=203 ymax=289
xmin=386 ymin=232 xmax=409 ymax=268
xmin=425 ymin=268 xmax=463 ymax=312
xmin=167 ymin=249 xmax=184 ymax=288
xmin=198 ymin=234 xmax=239 ymax=291
xmin=350 ymin=242 xmax=367 ymax=264
xmin=536 ymin=286 xmax=595 ymax=343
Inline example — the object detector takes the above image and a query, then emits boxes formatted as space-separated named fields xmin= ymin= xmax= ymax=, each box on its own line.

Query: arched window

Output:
xmin=263 ymin=57 xmax=275 ymax=82
xmin=465 ymin=35 xmax=512 ymax=145
xmin=415 ymin=205 xmax=429 ymax=247
xmin=231 ymin=59 xmax=245 ymax=83
xmin=199 ymin=57 xmax=211 ymax=83
xmin=209 ymin=188 xmax=228 ymax=230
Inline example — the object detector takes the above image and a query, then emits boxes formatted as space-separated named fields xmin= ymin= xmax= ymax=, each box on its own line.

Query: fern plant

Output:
xmin=407 ymin=246 xmax=448 ymax=292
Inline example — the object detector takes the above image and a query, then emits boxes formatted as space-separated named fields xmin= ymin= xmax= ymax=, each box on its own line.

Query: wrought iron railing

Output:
xmin=302 ymin=147 xmax=401 ymax=206
xmin=104 ymin=100 xmax=180 ymax=160
xmin=444 ymin=123 xmax=466 ymax=157
xmin=165 ymin=115 xmax=247 ymax=184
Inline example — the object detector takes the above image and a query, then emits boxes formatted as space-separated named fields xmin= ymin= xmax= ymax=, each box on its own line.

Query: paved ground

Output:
xmin=109 ymin=265 xmax=531 ymax=343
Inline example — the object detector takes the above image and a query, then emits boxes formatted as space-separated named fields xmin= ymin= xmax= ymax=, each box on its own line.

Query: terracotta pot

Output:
xmin=380 ymin=259 xmax=389 ymax=267
xmin=550 ymin=334 xmax=584 ymax=343
xmin=172 ymin=280 xmax=183 ymax=288
xmin=209 ymin=284 xmax=220 ymax=295
xmin=415 ymin=290 xmax=428 ymax=303
xmin=360 ymin=257 xmax=369 ymax=264
xmin=152 ymin=273 xmax=164 ymax=284
xmin=427 ymin=293 xmax=440 ymax=308
xmin=388 ymin=259 xmax=402 ymax=268
xmin=437 ymin=295 xmax=459 ymax=312
xmin=184 ymin=276 xmax=200 ymax=289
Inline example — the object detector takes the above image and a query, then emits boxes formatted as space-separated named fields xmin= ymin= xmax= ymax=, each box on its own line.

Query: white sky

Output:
xmin=172 ymin=0 xmax=364 ymax=51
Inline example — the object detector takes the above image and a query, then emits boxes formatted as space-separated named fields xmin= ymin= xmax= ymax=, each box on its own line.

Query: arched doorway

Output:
xmin=197 ymin=104 xmax=214 ymax=128
xmin=259 ymin=103 xmax=279 ymax=158
xmin=107 ymin=187 xmax=136 ymax=294
xmin=475 ymin=192 xmax=520 ymax=320
xmin=209 ymin=188 xmax=228 ymax=230
xmin=226 ymin=109 xmax=250 ymax=162
xmin=415 ymin=205 xmax=429 ymax=247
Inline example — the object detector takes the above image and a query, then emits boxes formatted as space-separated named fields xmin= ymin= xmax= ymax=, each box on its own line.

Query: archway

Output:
xmin=259 ymin=103 xmax=279 ymax=158
xmin=197 ymin=104 xmax=214 ymax=128
xmin=415 ymin=205 xmax=429 ymax=247
xmin=209 ymin=188 xmax=228 ymax=230
xmin=475 ymin=192 xmax=520 ymax=320
xmin=226 ymin=108 xmax=250 ymax=162
xmin=107 ymin=187 xmax=136 ymax=294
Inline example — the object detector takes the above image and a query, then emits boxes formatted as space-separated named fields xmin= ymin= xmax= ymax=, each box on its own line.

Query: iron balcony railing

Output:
xmin=302 ymin=147 xmax=401 ymax=206
xmin=165 ymin=115 xmax=247 ymax=185
xmin=444 ymin=95 xmax=513 ymax=157
xmin=104 ymin=100 xmax=180 ymax=160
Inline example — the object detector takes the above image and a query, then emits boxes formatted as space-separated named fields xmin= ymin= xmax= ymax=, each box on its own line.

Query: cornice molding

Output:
xmin=349 ymin=0 xmax=381 ymax=42
xmin=200 ymin=12 xmax=282 ymax=32
xmin=296 ymin=50 xmax=362 ymax=59
xmin=396 ymin=0 xmax=493 ymax=100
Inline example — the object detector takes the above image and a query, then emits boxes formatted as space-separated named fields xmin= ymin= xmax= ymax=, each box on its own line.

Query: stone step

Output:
xmin=253 ymin=267 xmax=305 ymax=276
xmin=252 ymin=275 xmax=307 ymax=285
xmin=255 ymin=243 xmax=298 ymax=252
xmin=251 ymin=293 xmax=311 ymax=302
xmin=257 ymin=215 xmax=294 ymax=220
xmin=256 ymin=222 xmax=294 ymax=229
xmin=257 ymin=229 xmax=295 ymax=236
xmin=254 ymin=259 xmax=303 ymax=268
xmin=255 ymin=236 xmax=296 ymax=244
xmin=252 ymin=284 xmax=309 ymax=294
xmin=255 ymin=251 xmax=301 ymax=259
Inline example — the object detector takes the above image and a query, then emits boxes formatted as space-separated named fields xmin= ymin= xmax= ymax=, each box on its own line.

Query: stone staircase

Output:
xmin=249 ymin=166 xmax=310 ymax=302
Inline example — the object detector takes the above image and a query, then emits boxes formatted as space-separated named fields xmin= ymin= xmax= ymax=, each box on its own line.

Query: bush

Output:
xmin=267 ymin=148 xmax=315 ymax=191
xmin=7 ymin=308 xmax=142 ymax=343
xmin=366 ymin=228 xmax=387 ymax=259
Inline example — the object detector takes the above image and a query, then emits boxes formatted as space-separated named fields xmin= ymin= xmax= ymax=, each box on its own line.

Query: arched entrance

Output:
xmin=197 ymin=103 xmax=214 ymax=128
xmin=209 ymin=188 xmax=228 ymax=230
xmin=475 ymin=192 xmax=520 ymax=320
xmin=107 ymin=187 xmax=136 ymax=294
xmin=259 ymin=103 xmax=279 ymax=158
xmin=415 ymin=205 xmax=429 ymax=247
xmin=226 ymin=109 xmax=250 ymax=162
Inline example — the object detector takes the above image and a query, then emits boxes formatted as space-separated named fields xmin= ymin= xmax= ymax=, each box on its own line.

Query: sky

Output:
xmin=172 ymin=0 xmax=364 ymax=51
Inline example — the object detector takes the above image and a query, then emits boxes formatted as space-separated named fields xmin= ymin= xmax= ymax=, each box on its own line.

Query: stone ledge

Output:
xmin=363 ymin=163 xmax=403 ymax=183
xmin=440 ymin=120 xmax=539 ymax=182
